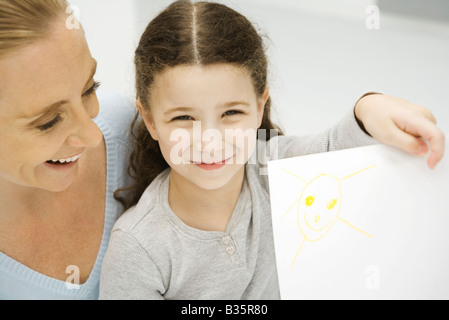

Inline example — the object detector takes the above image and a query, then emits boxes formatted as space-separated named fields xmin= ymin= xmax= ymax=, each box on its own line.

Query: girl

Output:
xmin=100 ymin=0 xmax=444 ymax=299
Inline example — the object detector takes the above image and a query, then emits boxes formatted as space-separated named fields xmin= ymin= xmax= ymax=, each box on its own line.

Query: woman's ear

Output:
xmin=257 ymin=87 xmax=270 ymax=128
xmin=136 ymin=99 xmax=159 ymax=141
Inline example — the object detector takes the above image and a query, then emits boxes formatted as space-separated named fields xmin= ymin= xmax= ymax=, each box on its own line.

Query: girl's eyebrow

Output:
xmin=220 ymin=101 xmax=250 ymax=108
xmin=164 ymin=106 xmax=194 ymax=117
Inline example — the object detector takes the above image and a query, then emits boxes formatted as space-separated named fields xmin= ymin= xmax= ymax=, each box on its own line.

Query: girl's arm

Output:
xmin=99 ymin=230 xmax=165 ymax=300
xmin=355 ymin=93 xmax=445 ymax=169
xmin=264 ymin=93 xmax=444 ymax=169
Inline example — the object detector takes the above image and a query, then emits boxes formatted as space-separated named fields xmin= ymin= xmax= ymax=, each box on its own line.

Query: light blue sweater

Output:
xmin=0 ymin=92 xmax=136 ymax=300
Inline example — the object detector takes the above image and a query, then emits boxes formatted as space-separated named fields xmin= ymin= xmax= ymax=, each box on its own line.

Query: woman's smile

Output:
xmin=44 ymin=153 xmax=83 ymax=171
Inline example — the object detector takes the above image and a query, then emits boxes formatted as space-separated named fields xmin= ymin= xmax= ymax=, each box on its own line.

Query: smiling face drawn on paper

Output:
xmin=298 ymin=174 xmax=342 ymax=242
xmin=281 ymin=165 xmax=375 ymax=269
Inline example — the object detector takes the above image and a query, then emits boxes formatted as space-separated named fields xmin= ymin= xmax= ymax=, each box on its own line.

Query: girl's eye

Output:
xmin=172 ymin=115 xmax=194 ymax=121
xmin=223 ymin=110 xmax=244 ymax=117
xmin=82 ymin=81 xmax=101 ymax=97
xmin=37 ymin=113 xmax=63 ymax=131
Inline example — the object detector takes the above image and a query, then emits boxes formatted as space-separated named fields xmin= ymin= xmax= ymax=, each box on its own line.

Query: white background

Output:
xmin=69 ymin=0 xmax=449 ymax=136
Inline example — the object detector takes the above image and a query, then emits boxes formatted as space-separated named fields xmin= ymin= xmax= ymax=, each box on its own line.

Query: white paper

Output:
xmin=267 ymin=137 xmax=449 ymax=299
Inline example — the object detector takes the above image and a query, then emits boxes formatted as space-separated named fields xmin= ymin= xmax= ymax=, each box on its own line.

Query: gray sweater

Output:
xmin=99 ymin=110 xmax=376 ymax=300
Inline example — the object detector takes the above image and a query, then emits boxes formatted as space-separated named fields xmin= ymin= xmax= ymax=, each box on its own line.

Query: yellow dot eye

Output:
xmin=327 ymin=199 xmax=338 ymax=210
xmin=305 ymin=196 xmax=315 ymax=206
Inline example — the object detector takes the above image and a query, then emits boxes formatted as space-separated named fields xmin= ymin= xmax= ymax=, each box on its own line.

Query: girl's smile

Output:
xmin=193 ymin=154 xmax=236 ymax=170
xmin=194 ymin=162 xmax=226 ymax=171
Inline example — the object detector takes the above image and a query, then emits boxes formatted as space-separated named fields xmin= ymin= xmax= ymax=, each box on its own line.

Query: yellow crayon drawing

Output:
xmin=281 ymin=165 xmax=376 ymax=269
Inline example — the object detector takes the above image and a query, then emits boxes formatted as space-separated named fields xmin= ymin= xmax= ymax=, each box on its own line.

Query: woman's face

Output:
xmin=0 ymin=20 xmax=102 ymax=192
xmin=139 ymin=64 xmax=268 ymax=191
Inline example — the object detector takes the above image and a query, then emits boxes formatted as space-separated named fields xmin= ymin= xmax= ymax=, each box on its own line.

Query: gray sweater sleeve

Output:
xmin=99 ymin=230 xmax=165 ymax=300
xmin=269 ymin=109 xmax=377 ymax=160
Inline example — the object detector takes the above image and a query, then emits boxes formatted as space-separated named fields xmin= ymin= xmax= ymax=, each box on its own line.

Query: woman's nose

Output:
xmin=66 ymin=100 xmax=103 ymax=148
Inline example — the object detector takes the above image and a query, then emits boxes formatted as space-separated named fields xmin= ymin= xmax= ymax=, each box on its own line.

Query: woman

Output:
xmin=0 ymin=0 xmax=135 ymax=299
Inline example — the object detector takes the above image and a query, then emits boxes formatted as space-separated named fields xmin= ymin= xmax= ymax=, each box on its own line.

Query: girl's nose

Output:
xmin=191 ymin=120 xmax=226 ymax=162
xmin=194 ymin=120 xmax=224 ymax=146
xmin=195 ymin=140 xmax=203 ymax=152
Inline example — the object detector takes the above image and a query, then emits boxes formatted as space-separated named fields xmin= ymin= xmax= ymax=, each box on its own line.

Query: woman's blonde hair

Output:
xmin=0 ymin=0 xmax=69 ymax=58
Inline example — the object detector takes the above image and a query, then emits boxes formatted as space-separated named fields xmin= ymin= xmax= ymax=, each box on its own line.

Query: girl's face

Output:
xmin=0 ymin=20 xmax=102 ymax=192
xmin=139 ymin=64 xmax=268 ymax=191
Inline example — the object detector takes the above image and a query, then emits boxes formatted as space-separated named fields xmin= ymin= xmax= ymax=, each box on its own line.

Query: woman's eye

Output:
xmin=223 ymin=110 xmax=244 ymax=117
xmin=82 ymin=81 xmax=101 ymax=97
xmin=37 ymin=113 xmax=63 ymax=131
xmin=172 ymin=115 xmax=193 ymax=121
xmin=34 ymin=82 xmax=99 ymax=132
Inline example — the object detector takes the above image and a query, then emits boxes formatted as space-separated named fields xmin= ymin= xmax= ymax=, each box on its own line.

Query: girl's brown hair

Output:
xmin=116 ymin=0 xmax=283 ymax=209
xmin=0 ymin=0 xmax=69 ymax=58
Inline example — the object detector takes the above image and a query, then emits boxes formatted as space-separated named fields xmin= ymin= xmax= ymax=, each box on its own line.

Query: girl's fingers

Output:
xmin=385 ymin=124 xmax=428 ymax=155
xmin=393 ymin=115 xmax=445 ymax=169
xmin=423 ymin=130 xmax=445 ymax=169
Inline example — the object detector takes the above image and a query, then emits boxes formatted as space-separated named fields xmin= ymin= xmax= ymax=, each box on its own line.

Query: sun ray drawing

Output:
xmin=280 ymin=165 xmax=376 ymax=269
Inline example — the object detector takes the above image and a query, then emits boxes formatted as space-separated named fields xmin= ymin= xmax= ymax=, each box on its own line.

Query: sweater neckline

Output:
xmin=159 ymin=169 xmax=250 ymax=241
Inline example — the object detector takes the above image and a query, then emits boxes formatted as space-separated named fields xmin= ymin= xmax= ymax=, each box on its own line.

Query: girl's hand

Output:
xmin=355 ymin=93 xmax=445 ymax=169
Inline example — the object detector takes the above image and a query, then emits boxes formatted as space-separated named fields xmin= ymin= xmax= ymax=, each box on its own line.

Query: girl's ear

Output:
xmin=136 ymin=99 xmax=159 ymax=141
xmin=257 ymin=87 xmax=270 ymax=128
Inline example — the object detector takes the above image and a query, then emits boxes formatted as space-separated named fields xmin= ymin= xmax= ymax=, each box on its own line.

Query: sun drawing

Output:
xmin=281 ymin=165 xmax=376 ymax=269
